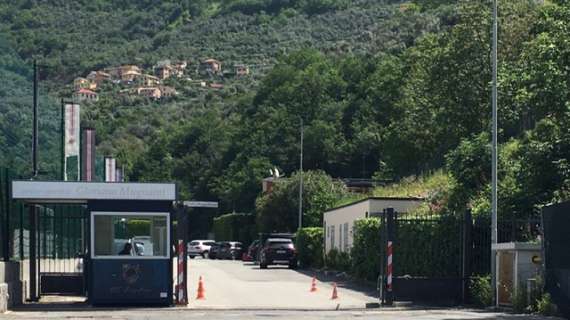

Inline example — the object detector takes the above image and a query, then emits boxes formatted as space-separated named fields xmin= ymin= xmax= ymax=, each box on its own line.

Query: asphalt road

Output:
xmin=3 ymin=308 xmax=564 ymax=319
xmin=4 ymin=258 xmax=565 ymax=319
xmin=185 ymin=258 xmax=377 ymax=309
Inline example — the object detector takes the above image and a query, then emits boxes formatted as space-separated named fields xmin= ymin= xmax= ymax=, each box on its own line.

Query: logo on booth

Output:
xmin=122 ymin=264 xmax=141 ymax=285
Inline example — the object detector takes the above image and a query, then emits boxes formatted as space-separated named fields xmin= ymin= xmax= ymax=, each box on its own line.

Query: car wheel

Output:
xmin=190 ymin=255 xmax=195 ymax=259
xmin=288 ymin=262 xmax=297 ymax=269
xmin=202 ymin=251 xmax=208 ymax=258
xmin=260 ymin=263 xmax=267 ymax=269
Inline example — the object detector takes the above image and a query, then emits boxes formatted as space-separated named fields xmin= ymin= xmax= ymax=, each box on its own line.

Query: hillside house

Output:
xmin=202 ymin=59 xmax=222 ymax=74
xmin=209 ymin=83 xmax=224 ymax=89
xmin=137 ymin=87 xmax=162 ymax=99
xmin=154 ymin=60 xmax=173 ymax=80
xmin=234 ymin=64 xmax=250 ymax=76
xmin=73 ymin=88 xmax=99 ymax=102
xmin=140 ymin=74 xmax=160 ymax=86
xmin=172 ymin=61 xmax=187 ymax=77
xmin=323 ymin=197 xmax=424 ymax=253
xmin=103 ymin=67 xmax=121 ymax=80
xmin=73 ymin=77 xmax=96 ymax=91
xmin=120 ymin=65 xmax=142 ymax=82
xmin=86 ymin=71 xmax=111 ymax=85
xmin=159 ymin=86 xmax=177 ymax=98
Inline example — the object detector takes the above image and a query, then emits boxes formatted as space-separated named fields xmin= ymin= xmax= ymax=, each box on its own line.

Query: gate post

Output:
xmin=384 ymin=207 xmax=395 ymax=306
xmin=462 ymin=209 xmax=473 ymax=304
xmin=175 ymin=204 xmax=188 ymax=305
xmin=29 ymin=205 xmax=39 ymax=301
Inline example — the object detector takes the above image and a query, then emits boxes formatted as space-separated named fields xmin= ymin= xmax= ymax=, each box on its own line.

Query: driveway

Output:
xmin=185 ymin=258 xmax=376 ymax=309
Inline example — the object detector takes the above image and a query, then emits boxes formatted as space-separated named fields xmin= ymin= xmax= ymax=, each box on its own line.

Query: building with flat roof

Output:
xmin=323 ymin=197 xmax=424 ymax=253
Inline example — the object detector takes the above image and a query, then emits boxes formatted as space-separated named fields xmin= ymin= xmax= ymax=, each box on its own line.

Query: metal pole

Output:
xmin=33 ymin=60 xmax=39 ymax=177
xmin=29 ymin=205 xmax=38 ymax=301
xmin=491 ymin=0 xmax=499 ymax=307
xmin=298 ymin=118 xmax=304 ymax=232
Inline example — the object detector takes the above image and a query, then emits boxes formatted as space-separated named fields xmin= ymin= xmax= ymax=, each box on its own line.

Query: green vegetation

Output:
xmin=469 ymin=275 xmax=493 ymax=307
xmin=212 ymin=212 xmax=257 ymax=244
xmin=295 ymin=227 xmax=324 ymax=268
xmin=351 ymin=218 xmax=382 ymax=282
xmin=256 ymin=171 xmax=346 ymax=232
xmin=2 ymin=0 xmax=570 ymax=254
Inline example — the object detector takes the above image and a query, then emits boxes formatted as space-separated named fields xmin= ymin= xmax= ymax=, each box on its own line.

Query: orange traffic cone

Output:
xmin=331 ymin=282 xmax=339 ymax=300
xmin=196 ymin=276 xmax=206 ymax=300
xmin=310 ymin=276 xmax=318 ymax=292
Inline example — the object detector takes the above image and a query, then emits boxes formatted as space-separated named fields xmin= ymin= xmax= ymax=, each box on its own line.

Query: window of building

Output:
xmin=92 ymin=212 xmax=169 ymax=259
xmin=338 ymin=224 xmax=343 ymax=252
xmin=343 ymin=223 xmax=349 ymax=252
xmin=330 ymin=225 xmax=335 ymax=250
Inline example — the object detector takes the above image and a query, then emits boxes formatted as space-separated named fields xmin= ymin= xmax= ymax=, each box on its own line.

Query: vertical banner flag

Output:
xmin=63 ymin=103 xmax=80 ymax=181
xmin=81 ymin=128 xmax=96 ymax=181
xmin=105 ymin=157 xmax=116 ymax=182
xmin=115 ymin=166 xmax=125 ymax=182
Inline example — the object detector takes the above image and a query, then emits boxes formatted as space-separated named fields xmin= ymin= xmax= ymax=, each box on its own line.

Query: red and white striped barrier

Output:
xmin=387 ymin=241 xmax=393 ymax=292
xmin=176 ymin=240 xmax=187 ymax=304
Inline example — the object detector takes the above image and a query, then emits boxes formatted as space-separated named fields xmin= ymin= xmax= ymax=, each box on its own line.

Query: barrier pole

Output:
xmin=384 ymin=208 xmax=395 ymax=306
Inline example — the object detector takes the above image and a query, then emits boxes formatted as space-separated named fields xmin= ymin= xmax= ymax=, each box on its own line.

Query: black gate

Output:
xmin=38 ymin=204 xmax=87 ymax=295
xmin=542 ymin=202 xmax=570 ymax=318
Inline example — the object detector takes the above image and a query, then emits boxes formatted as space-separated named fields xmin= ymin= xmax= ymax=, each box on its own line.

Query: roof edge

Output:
xmin=324 ymin=196 xmax=425 ymax=213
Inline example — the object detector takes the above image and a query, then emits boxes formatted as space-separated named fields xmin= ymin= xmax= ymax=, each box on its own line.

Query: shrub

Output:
xmin=212 ymin=213 xmax=256 ymax=245
xmin=351 ymin=218 xmax=382 ymax=282
xmin=296 ymin=227 xmax=324 ymax=268
xmin=469 ymin=275 xmax=493 ymax=307
xmin=325 ymin=248 xmax=351 ymax=271
xmin=536 ymin=293 xmax=557 ymax=316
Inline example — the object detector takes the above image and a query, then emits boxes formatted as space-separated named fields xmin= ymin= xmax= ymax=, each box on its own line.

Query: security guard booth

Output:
xmin=12 ymin=181 xmax=177 ymax=306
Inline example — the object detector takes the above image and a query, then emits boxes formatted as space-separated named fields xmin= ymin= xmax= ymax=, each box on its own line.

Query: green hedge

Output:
xmin=326 ymin=249 xmax=351 ymax=271
xmin=212 ymin=213 xmax=256 ymax=245
xmin=296 ymin=227 xmax=324 ymax=268
xmin=351 ymin=218 xmax=383 ymax=282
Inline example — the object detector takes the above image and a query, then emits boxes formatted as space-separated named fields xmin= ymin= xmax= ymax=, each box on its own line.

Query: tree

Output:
xmin=256 ymin=170 xmax=346 ymax=232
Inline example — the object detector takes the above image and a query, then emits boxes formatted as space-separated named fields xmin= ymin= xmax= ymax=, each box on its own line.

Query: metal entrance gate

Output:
xmin=38 ymin=205 xmax=87 ymax=295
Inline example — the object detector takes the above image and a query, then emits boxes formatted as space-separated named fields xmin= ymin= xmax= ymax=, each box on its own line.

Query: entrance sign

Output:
xmin=12 ymin=181 xmax=176 ymax=202
xmin=183 ymin=201 xmax=218 ymax=208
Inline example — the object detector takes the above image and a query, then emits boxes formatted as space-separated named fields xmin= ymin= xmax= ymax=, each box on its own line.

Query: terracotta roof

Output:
xmin=77 ymin=88 xmax=97 ymax=95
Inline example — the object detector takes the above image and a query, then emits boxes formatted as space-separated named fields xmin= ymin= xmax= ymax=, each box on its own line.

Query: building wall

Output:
xmin=324 ymin=200 xmax=369 ymax=254
xmin=0 ymin=261 xmax=24 ymax=313
xmin=323 ymin=198 xmax=424 ymax=254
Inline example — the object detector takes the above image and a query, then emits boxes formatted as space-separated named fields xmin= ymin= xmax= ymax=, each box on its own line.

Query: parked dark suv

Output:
xmin=259 ymin=238 xmax=297 ymax=269
xmin=217 ymin=241 xmax=243 ymax=260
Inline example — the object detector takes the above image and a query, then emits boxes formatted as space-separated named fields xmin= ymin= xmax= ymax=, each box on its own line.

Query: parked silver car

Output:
xmin=187 ymin=240 xmax=216 ymax=258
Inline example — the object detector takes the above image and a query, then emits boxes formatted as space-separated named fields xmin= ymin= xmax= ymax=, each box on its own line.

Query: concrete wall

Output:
xmin=323 ymin=198 xmax=424 ymax=254
xmin=0 ymin=261 xmax=24 ymax=313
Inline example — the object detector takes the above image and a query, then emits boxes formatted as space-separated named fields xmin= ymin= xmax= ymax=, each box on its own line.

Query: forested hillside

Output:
xmin=2 ymin=0 xmax=570 ymax=220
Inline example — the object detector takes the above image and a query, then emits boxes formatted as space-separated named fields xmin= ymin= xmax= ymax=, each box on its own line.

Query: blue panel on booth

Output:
xmin=90 ymin=259 xmax=171 ymax=305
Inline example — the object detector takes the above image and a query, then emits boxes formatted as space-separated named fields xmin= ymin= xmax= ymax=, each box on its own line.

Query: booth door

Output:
xmin=498 ymin=251 xmax=514 ymax=305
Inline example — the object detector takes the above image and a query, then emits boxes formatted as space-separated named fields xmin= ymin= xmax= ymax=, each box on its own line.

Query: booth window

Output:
xmin=93 ymin=213 xmax=168 ymax=258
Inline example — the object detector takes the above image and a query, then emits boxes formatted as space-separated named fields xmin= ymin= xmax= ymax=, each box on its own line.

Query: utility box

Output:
xmin=492 ymin=242 xmax=542 ymax=306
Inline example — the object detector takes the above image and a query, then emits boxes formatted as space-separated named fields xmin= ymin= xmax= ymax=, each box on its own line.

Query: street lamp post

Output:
xmin=491 ymin=0 xmax=499 ymax=306
xmin=298 ymin=118 xmax=304 ymax=232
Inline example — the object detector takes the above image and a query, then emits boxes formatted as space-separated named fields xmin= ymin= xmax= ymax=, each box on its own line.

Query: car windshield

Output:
xmin=189 ymin=241 xmax=199 ymax=246
xmin=204 ymin=241 xmax=215 ymax=246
